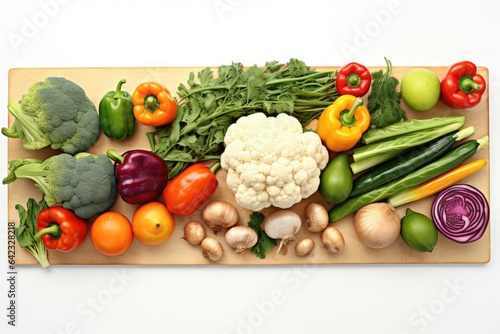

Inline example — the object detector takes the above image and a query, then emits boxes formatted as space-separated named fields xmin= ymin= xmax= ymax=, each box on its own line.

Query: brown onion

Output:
xmin=353 ymin=203 xmax=400 ymax=249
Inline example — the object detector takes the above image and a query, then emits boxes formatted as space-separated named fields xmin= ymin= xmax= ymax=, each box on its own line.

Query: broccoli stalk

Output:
xmin=4 ymin=157 xmax=59 ymax=205
xmin=2 ymin=101 xmax=52 ymax=150
xmin=3 ymin=153 xmax=118 ymax=219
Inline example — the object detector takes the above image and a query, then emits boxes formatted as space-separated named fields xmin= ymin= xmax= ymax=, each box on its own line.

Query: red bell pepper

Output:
xmin=107 ymin=149 xmax=169 ymax=204
xmin=34 ymin=206 xmax=88 ymax=252
xmin=162 ymin=161 xmax=220 ymax=216
xmin=440 ymin=61 xmax=486 ymax=109
xmin=336 ymin=62 xmax=372 ymax=97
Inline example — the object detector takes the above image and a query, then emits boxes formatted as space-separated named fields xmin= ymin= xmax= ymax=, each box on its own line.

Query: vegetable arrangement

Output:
xmin=4 ymin=58 xmax=490 ymax=267
xmin=328 ymin=135 xmax=489 ymax=222
xmin=148 ymin=59 xmax=339 ymax=178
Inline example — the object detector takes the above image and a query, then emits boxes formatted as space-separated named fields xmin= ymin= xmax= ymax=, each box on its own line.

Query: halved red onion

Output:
xmin=431 ymin=184 xmax=489 ymax=243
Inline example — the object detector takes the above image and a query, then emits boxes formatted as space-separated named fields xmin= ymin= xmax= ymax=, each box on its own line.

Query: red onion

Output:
xmin=431 ymin=184 xmax=489 ymax=243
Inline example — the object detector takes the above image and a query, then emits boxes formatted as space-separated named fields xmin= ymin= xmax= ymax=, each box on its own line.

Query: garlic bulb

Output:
xmin=225 ymin=225 xmax=258 ymax=253
xmin=304 ymin=202 xmax=329 ymax=232
xmin=353 ymin=202 xmax=401 ymax=249
xmin=295 ymin=238 xmax=315 ymax=257
xmin=201 ymin=237 xmax=224 ymax=262
xmin=201 ymin=200 xmax=239 ymax=234
xmin=263 ymin=210 xmax=302 ymax=257
xmin=182 ymin=221 xmax=206 ymax=245
xmin=321 ymin=226 xmax=345 ymax=254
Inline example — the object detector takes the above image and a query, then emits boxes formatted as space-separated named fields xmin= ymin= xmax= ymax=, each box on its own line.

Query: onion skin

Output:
xmin=353 ymin=202 xmax=400 ymax=249
xmin=201 ymin=200 xmax=239 ymax=234
xmin=183 ymin=221 xmax=206 ymax=245
xmin=295 ymin=238 xmax=315 ymax=257
xmin=431 ymin=184 xmax=489 ymax=243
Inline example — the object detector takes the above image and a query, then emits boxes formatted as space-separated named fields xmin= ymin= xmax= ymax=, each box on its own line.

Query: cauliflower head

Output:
xmin=221 ymin=112 xmax=328 ymax=211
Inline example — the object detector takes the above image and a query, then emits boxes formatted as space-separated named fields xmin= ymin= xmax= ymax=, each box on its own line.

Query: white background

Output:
xmin=1 ymin=0 xmax=498 ymax=333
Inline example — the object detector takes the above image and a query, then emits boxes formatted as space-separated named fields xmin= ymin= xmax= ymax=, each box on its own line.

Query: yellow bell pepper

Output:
xmin=316 ymin=94 xmax=370 ymax=152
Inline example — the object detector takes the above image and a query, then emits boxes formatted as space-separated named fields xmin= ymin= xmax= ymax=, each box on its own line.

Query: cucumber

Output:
xmin=328 ymin=135 xmax=488 ymax=223
xmin=350 ymin=131 xmax=459 ymax=197
xmin=319 ymin=152 xmax=352 ymax=204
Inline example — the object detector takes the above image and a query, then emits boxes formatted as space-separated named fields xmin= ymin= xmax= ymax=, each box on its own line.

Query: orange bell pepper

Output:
xmin=316 ymin=94 xmax=370 ymax=152
xmin=132 ymin=82 xmax=177 ymax=126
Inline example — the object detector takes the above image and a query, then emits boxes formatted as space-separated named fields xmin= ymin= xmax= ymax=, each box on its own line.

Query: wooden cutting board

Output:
xmin=6 ymin=65 xmax=490 ymax=265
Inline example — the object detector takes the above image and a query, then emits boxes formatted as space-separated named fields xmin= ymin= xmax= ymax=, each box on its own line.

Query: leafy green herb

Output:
xmin=148 ymin=59 xmax=339 ymax=178
xmin=247 ymin=212 xmax=276 ymax=259
xmin=14 ymin=197 xmax=50 ymax=268
xmin=367 ymin=57 xmax=407 ymax=128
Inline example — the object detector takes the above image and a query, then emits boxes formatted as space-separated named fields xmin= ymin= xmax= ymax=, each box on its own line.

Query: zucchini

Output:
xmin=349 ymin=127 xmax=474 ymax=197
xmin=328 ymin=135 xmax=488 ymax=223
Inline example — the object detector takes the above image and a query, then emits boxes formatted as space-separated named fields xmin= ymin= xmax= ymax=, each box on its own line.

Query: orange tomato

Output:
xmin=132 ymin=201 xmax=175 ymax=245
xmin=91 ymin=212 xmax=134 ymax=256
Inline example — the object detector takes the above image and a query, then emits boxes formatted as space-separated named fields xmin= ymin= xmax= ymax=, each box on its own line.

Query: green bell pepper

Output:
xmin=99 ymin=79 xmax=135 ymax=140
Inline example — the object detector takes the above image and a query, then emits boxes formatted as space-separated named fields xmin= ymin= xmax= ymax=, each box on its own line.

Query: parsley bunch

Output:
xmin=148 ymin=59 xmax=339 ymax=178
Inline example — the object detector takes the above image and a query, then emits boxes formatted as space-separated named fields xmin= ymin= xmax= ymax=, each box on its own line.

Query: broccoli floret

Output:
xmin=2 ymin=77 xmax=101 ymax=154
xmin=3 ymin=153 xmax=117 ymax=219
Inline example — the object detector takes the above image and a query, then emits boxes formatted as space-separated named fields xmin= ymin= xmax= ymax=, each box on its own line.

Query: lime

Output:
xmin=400 ymin=208 xmax=438 ymax=252
xmin=401 ymin=68 xmax=441 ymax=111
